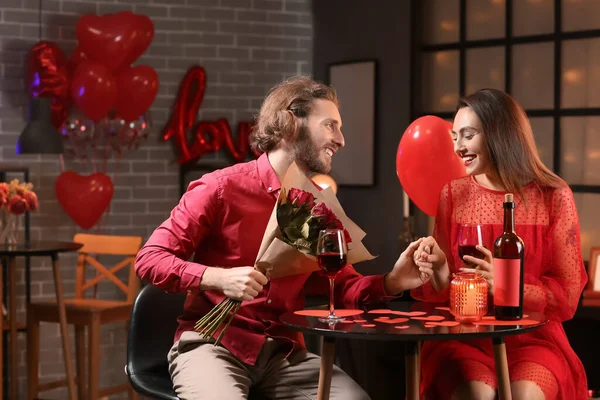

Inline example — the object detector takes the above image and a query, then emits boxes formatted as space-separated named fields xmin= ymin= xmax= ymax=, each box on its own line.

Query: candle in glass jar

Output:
xmin=465 ymin=282 xmax=476 ymax=315
xmin=450 ymin=272 xmax=488 ymax=323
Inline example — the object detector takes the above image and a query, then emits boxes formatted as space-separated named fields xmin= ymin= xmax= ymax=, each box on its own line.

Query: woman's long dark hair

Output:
xmin=457 ymin=89 xmax=564 ymax=199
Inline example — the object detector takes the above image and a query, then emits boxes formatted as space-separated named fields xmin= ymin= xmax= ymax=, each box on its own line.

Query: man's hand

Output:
xmin=201 ymin=267 xmax=268 ymax=301
xmin=385 ymin=238 xmax=431 ymax=294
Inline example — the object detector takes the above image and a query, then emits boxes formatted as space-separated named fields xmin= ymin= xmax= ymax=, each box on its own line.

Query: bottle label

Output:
xmin=493 ymin=258 xmax=521 ymax=307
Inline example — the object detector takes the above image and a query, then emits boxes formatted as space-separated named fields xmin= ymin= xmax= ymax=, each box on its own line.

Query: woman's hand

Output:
xmin=413 ymin=236 xmax=451 ymax=291
xmin=414 ymin=236 xmax=447 ymax=272
xmin=460 ymin=244 xmax=494 ymax=294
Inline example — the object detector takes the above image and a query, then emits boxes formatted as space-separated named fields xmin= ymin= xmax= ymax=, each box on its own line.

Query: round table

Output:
xmin=0 ymin=241 xmax=83 ymax=400
xmin=280 ymin=302 xmax=547 ymax=400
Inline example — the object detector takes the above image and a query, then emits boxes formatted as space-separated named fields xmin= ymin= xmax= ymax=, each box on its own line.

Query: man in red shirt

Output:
xmin=135 ymin=76 xmax=427 ymax=399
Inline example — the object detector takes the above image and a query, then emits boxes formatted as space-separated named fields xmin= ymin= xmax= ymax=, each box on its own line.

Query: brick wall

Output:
xmin=0 ymin=0 xmax=312 ymax=397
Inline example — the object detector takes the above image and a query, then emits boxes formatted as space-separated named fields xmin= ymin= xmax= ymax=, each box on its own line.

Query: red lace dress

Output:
xmin=411 ymin=176 xmax=588 ymax=400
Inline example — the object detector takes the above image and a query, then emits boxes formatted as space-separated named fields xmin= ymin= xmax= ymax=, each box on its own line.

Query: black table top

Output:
xmin=280 ymin=302 xmax=547 ymax=342
xmin=0 ymin=241 xmax=83 ymax=256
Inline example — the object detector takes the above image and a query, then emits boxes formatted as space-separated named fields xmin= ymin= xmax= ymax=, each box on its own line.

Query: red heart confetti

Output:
xmin=361 ymin=324 xmax=376 ymax=328
xmin=424 ymin=321 xmax=460 ymax=327
xmin=375 ymin=317 xmax=409 ymax=324
xmin=412 ymin=315 xmax=446 ymax=321
xmin=395 ymin=325 xmax=410 ymax=330
xmin=390 ymin=311 xmax=428 ymax=317
xmin=367 ymin=309 xmax=392 ymax=314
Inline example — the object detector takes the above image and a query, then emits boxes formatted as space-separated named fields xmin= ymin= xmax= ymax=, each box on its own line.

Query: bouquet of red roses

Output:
xmin=276 ymin=187 xmax=352 ymax=256
xmin=194 ymin=163 xmax=374 ymax=344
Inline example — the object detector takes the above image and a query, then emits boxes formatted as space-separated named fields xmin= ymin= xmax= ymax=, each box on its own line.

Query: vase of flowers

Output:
xmin=0 ymin=180 xmax=38 ymax=246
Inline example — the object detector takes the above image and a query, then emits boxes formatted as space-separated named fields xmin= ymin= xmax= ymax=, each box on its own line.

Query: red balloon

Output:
xmin=76 ymin=11 xmax=154 ymax=71
xmin=71 ymin=60 xmax=117 ymax=121
xmin=114 ymin=66 xmax=159 ymax=121
xmin=25 ymin=41 xmax=72 ymax=129
xmin=55 ymin=171 xmax=114 ymax=230
xmin=119 ymin=15 xmax=154 ymax=69
xmin=396 ymin=116 xmax=467 ymax=216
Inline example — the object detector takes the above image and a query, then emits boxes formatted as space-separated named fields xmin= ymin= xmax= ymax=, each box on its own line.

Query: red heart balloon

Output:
xmin=114 ymin=65 xmax=159 ymax=121
xmin=25 ymin=41 xmax=72 ymax=129
xmin=71 ymin=60 xmax=117 ymax=121
xmin=55 ymin=171 xmax=114 ymax=230
xmin=396 ymin=116 xmax=467 ymax=216
xmin=119 ymin=15 xmax=154 ymax=69
xmin=76 ymin=11 xmax=154 ymax=71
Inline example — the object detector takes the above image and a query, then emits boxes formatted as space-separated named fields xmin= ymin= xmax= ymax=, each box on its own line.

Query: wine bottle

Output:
xmin=493 ymin=193 xmax=525 ymax=320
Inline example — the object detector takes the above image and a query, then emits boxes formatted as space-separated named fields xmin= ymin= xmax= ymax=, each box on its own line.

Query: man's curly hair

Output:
xmin=250 ymin=76 xmax=338 ymax=153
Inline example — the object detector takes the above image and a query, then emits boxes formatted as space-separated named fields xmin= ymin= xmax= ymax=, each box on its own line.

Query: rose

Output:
xmin=288 ymin=188 xmax=316 ymax=209
xmin=7 ymin=195 xmax=28 ymax=215
xmin=312 ymin=202 xmax=338 ymax=226
xmin=23 ymin=191 xmax=38 ymax=211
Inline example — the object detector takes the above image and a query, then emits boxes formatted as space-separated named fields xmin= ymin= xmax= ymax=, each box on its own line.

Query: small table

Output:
xmin=0 ymin=241 xmax=82 ymax=400
xmin=280 ymin=302 xmax=547 ymax=400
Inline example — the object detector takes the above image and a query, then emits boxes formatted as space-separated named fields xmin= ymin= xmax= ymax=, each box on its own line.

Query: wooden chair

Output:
xmin=27 ymin=233 xmax=143 ymax=400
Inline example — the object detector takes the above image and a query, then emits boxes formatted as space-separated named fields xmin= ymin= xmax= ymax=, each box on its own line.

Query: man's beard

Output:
xmin=293 ymin=125 xmax=330 ymax=174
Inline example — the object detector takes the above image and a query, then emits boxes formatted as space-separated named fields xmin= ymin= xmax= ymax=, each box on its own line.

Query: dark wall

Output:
xmin=312 ymin=2 xmax=414 ymax=399
xmin=313 ymin=0 xmax=413 ymax=276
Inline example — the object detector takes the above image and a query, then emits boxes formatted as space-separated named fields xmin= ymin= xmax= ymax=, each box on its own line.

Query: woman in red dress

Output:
xmin=411 ymin=89 xmax=588 ymax=400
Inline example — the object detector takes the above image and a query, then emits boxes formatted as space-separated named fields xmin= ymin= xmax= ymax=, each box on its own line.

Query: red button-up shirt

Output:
xmin=135 ymin=154 xmax=391 ymax=365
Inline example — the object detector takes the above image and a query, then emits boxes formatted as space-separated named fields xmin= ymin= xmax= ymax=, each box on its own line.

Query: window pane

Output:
xmin=574 ymin=193 xmax=600 ymax=262
xmin=560 ymin=117 xmax=600 ymax=185
xmin=563 ymin=0 xmax=600 ymax=32
xmin=466 ymin=47 xmax=505 ymax=95
xmin=529 ymin=117 xmax=554 ymax=170
xmin=421 ymin=51 xmax=460 ymax=112
xmin=562 ymin=38 xmax=600 ymax=108
xmin=511 ymin=42 xmax=554 ymax=109
xmin=422 ymin=0 xmax=459 ymax=45
xmin=513 ymin=0 xmax=554 ymax=36
xmin=466 ymin=0 xmax=505 ymax=41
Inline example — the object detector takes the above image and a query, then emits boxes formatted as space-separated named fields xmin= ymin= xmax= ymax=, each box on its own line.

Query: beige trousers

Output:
xmin=168 ymin=331 xmax=370 ymax=400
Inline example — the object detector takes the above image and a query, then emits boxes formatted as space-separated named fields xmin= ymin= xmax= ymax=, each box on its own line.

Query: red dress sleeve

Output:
xmin=522 ymin=186 xmax=587 ymax=321
xmin=410 ymin=183 xmax=452 ymax=303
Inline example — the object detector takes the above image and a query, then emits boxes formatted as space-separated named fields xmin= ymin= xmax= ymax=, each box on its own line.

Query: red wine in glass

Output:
xmin=458 ymin=245 xmax=485 ymax=262
xmin=316 ymin=229 xmax=348 ymax=324
xmin=457 ymin=224 xmax=486 ymax=267
xmin=318 ymin=252 xmax=347 ymax=278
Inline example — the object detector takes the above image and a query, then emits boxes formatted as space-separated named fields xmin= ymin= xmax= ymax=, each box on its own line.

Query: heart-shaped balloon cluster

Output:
xmin=25 ymin=11 xmax=159 ymax=127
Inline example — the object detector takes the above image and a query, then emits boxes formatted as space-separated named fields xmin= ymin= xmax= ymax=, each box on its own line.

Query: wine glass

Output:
xmin=457 ymin=223 xmax=486 ymax=267
xmin=316 ymin=229 xmax=348 ymax=323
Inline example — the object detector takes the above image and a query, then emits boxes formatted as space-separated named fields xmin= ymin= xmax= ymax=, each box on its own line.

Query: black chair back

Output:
xmin=127 ymin=284 xmax=185 ymax=400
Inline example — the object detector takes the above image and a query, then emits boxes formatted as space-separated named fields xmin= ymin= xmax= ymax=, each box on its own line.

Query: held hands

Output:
xmin=460 ymin=245 xmax=494 ymax=294
xmin=385 ymin=238 xmax=430 ymax=294
xmin=414 ymin=236 xmax=450 ymax=292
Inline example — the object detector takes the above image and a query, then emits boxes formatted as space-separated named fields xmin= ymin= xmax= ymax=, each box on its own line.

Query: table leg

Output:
xmin=405 ymin=341 xmax=420 ymax=400
xmin=493 ymin=337 xmax=512 ymax=400
xmin=51 ymin=254 xmax=77 ymax=400
xmin=317 ymin=336 xmax=336 ymax=400
xmin=8 ymin=257 xmax=17 ymax=400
